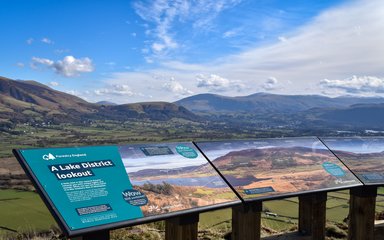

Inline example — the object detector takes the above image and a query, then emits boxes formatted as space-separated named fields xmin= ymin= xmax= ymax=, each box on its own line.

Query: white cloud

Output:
xmin=94 ymin=84 xmax=135 ymax=96
xmin=41 ymin=37 xmax=54 ymax=44
xmin=223 ymin=29 xmax=239 ymax=38
xmin=54 ymin=49 xmax=70 ymax=54
xmin=31 ymin=55 xmax=94 ymax=77
xmin=163 ymin=77 xmax=193 ymax=96
xmin=320 ymin=76 xmax=384 ymax=94
xmin=49 ymin=81 xmax=59 ymax=87
xmin=197 ymin=0 xmax=384 ymax=96
xmin=277 ymin=36 xmax=287 ymax=42
xmin=31 ymin=57 xmax=54 ymax=70
xmin=105 ymin=62 xmax=116 ymax=66
xmin=262 ymin=77 xmax=279 ymax=90
xmin=84 ymin=1 xmax=384 ymax=103
xmin=26 ymin=38 xmax=34 ymax=45
xmin=196 ymin=74 xmax=245 ymax=92
xmin=16 ymin=62 xmax=25 ymax=68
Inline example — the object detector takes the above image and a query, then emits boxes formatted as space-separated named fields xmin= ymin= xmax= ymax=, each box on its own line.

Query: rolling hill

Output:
xmin=0 ymin=76 xmax=200 ymax=124
xmin=2 ymin=75 xmax=384 ymax=131
xmin=175 ymin=92 xmax=384 ymax=114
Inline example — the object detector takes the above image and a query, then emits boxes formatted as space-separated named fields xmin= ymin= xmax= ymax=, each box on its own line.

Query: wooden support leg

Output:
xmin=299 ymin=192 xmax=327 ymax=240
xmin=232 ymin=202 xmax=262 ymax=240
xmin=348 ymin=186 xmax=377 ymax=240
xmin=165 ymin=213 xmax=199 ymax=240
xmin=71 ymin=230 xmax=110 ymax=240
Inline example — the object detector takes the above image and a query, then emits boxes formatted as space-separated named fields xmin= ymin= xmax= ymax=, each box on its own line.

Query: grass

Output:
xmin=1 ymin=188 xmax=384 ymax=239
xmin=0 ymin=189 xmax=55 ymax=235
xmin=194 ymin=188 xmax=214 ymax=195
xmin=1 ymin=122 xmax=384 ymax=239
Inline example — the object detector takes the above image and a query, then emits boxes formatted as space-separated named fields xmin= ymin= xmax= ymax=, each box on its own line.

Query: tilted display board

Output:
xmin=195 ymin=137 xmax=362 ymax=202
xmin=321 ymin=137 xmax=384 ymax=185
xmin=13 ymin=142 xmax=239 ymax=237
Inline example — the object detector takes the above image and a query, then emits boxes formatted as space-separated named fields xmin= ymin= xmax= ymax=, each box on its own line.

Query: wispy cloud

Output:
xmin=49 ymin=81 xmax=60 ymax=87
xmin=31 ymin=56 xmax=94 ymax=77
xmin=89 ymin=0 xmax=384 ymax=103
xmin=41 ymin=37 xmax=54 ymax=44
xmin=26 ymin=38 xmax=34 ymax=45
xmin=133 ymin=0 xmax=242 ymax=58
xmin=16 ymin=62 xmax=25 ymax=68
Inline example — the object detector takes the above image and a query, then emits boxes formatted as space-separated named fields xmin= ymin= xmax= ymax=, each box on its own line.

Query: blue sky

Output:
xmin=1 ymin=0 xmax=384 ymax=103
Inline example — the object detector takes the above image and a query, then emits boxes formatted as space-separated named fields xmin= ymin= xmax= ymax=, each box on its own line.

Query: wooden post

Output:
xmin=348 ymin=186 xmax=377 ymax=240
xmin=165 ymin=213 xmax=199 ymax=240
xmin=232 ymin=202 xmax=262 ymax=240
xmin=298 ymin=192 xmax=327 ymax=240
xmin=71 ymin=230 xmax=110 ymax=240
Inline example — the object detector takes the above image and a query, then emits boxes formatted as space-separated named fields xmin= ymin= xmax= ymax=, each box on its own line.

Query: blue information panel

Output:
xmin=321 ymin=137 xmax=384 ymax=185
xmin=14 ymin=142 xmax=239 ymax=236
xmin=195 ymin=137 xmax=362 ymax=202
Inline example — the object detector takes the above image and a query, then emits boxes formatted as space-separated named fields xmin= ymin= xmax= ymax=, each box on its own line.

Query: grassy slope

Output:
xmin=0 ymin=189 xmax=55 ymax=235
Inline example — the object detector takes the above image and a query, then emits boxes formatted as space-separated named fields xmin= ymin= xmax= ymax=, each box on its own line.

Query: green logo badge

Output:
xmin=175 ymin=145 xmax=198 ymax=159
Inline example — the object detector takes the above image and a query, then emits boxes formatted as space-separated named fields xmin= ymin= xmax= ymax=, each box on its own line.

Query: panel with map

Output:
xmin=195 ymin=137 xmax=362 ymax=201
xmin=321 ymin=137 xmax=384 ymax=185
xmin=118 ymin=142 xmax=239 ymax=216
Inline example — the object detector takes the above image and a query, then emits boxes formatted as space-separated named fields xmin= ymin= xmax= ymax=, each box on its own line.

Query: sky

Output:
xmin=1 ymin=0 xmax=384 ymax=104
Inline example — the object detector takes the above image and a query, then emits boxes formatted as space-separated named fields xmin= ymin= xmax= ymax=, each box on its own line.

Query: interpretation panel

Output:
xmin=195 ymin=137 xmax=362 ymax=202
xmin=119 ymin=142 xmax=239 ymax=216
xmin=14 ymin=142 xmax=238 ymax=236
xmin=321 ymin=137 xmax=384 ymax=185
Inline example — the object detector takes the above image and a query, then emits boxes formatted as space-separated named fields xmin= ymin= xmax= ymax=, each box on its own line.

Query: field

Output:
xmin=0 ymin=189 xmax=55 ymax=238
xmin=1 ymin=123 xmax=384 ymax=239
xmin=2 ymin=186 xmax=384 ymax=239
xmin=0 ymin=121 xmax=295 ymax=159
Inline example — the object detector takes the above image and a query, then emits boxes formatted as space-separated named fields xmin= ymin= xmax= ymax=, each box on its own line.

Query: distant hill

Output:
xmin=300 ymin=103 xmax=384 ymax=128
xmin=96 ymin=101 xmax=117 ymax=106
xmin=2 ymin=75 xmax=384 ymax=131
xmin=0 ymin=76 xmax=200 ymax=124
xmin=175 ymin=92 xmax=384 ymax=114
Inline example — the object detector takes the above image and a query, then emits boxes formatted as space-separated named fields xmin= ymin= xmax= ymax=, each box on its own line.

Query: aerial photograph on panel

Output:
xmin=118 ymin=142 xmax=238 ymax=216
xmin=321 ymin=137 xmax=384 ymax=185
xmin=196 ymin=137 xmax=361 ymax=201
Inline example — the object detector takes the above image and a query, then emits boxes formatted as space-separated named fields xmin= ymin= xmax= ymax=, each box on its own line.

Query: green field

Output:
xmin=1 ymin=188 xmax=384 ymax=239
xmin=1 ymin=122 xmax=384 ymax=239
xmin=0 ymin=189 xmax=55 ymax=238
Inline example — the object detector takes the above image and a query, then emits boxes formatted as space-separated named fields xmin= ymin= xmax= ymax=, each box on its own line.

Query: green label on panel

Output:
xmin=175 ymin=145 xmax=198 ymax=159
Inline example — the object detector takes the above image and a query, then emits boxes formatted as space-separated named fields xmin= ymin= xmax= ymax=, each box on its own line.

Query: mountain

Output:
xmin=300 ymin=103 xmax=384 ymax=128
xmin=96 ymin=101 xmax=117 ymax=106
xmin=175 ymin=92 xmax=384 ymax=114
xmin=96 ymin=102 xmax=201 ymax=121
xmin=0 ymin=76 xmax=200 ymax=124
xmin=2 ymin=75 xmax=384 ymax=131
xmin=0 ymin=76 xmax=97 ymax=124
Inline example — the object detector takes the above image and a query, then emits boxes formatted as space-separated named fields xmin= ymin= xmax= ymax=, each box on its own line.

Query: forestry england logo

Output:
xmin=42 ymin=153 xmax=56 ymax=161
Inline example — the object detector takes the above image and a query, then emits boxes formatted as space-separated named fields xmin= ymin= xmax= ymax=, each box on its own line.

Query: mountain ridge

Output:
xmin=0 ymin=76 xmax=199 ymax=124
xmin=175 ymin=92 xmax=384 ymax=114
